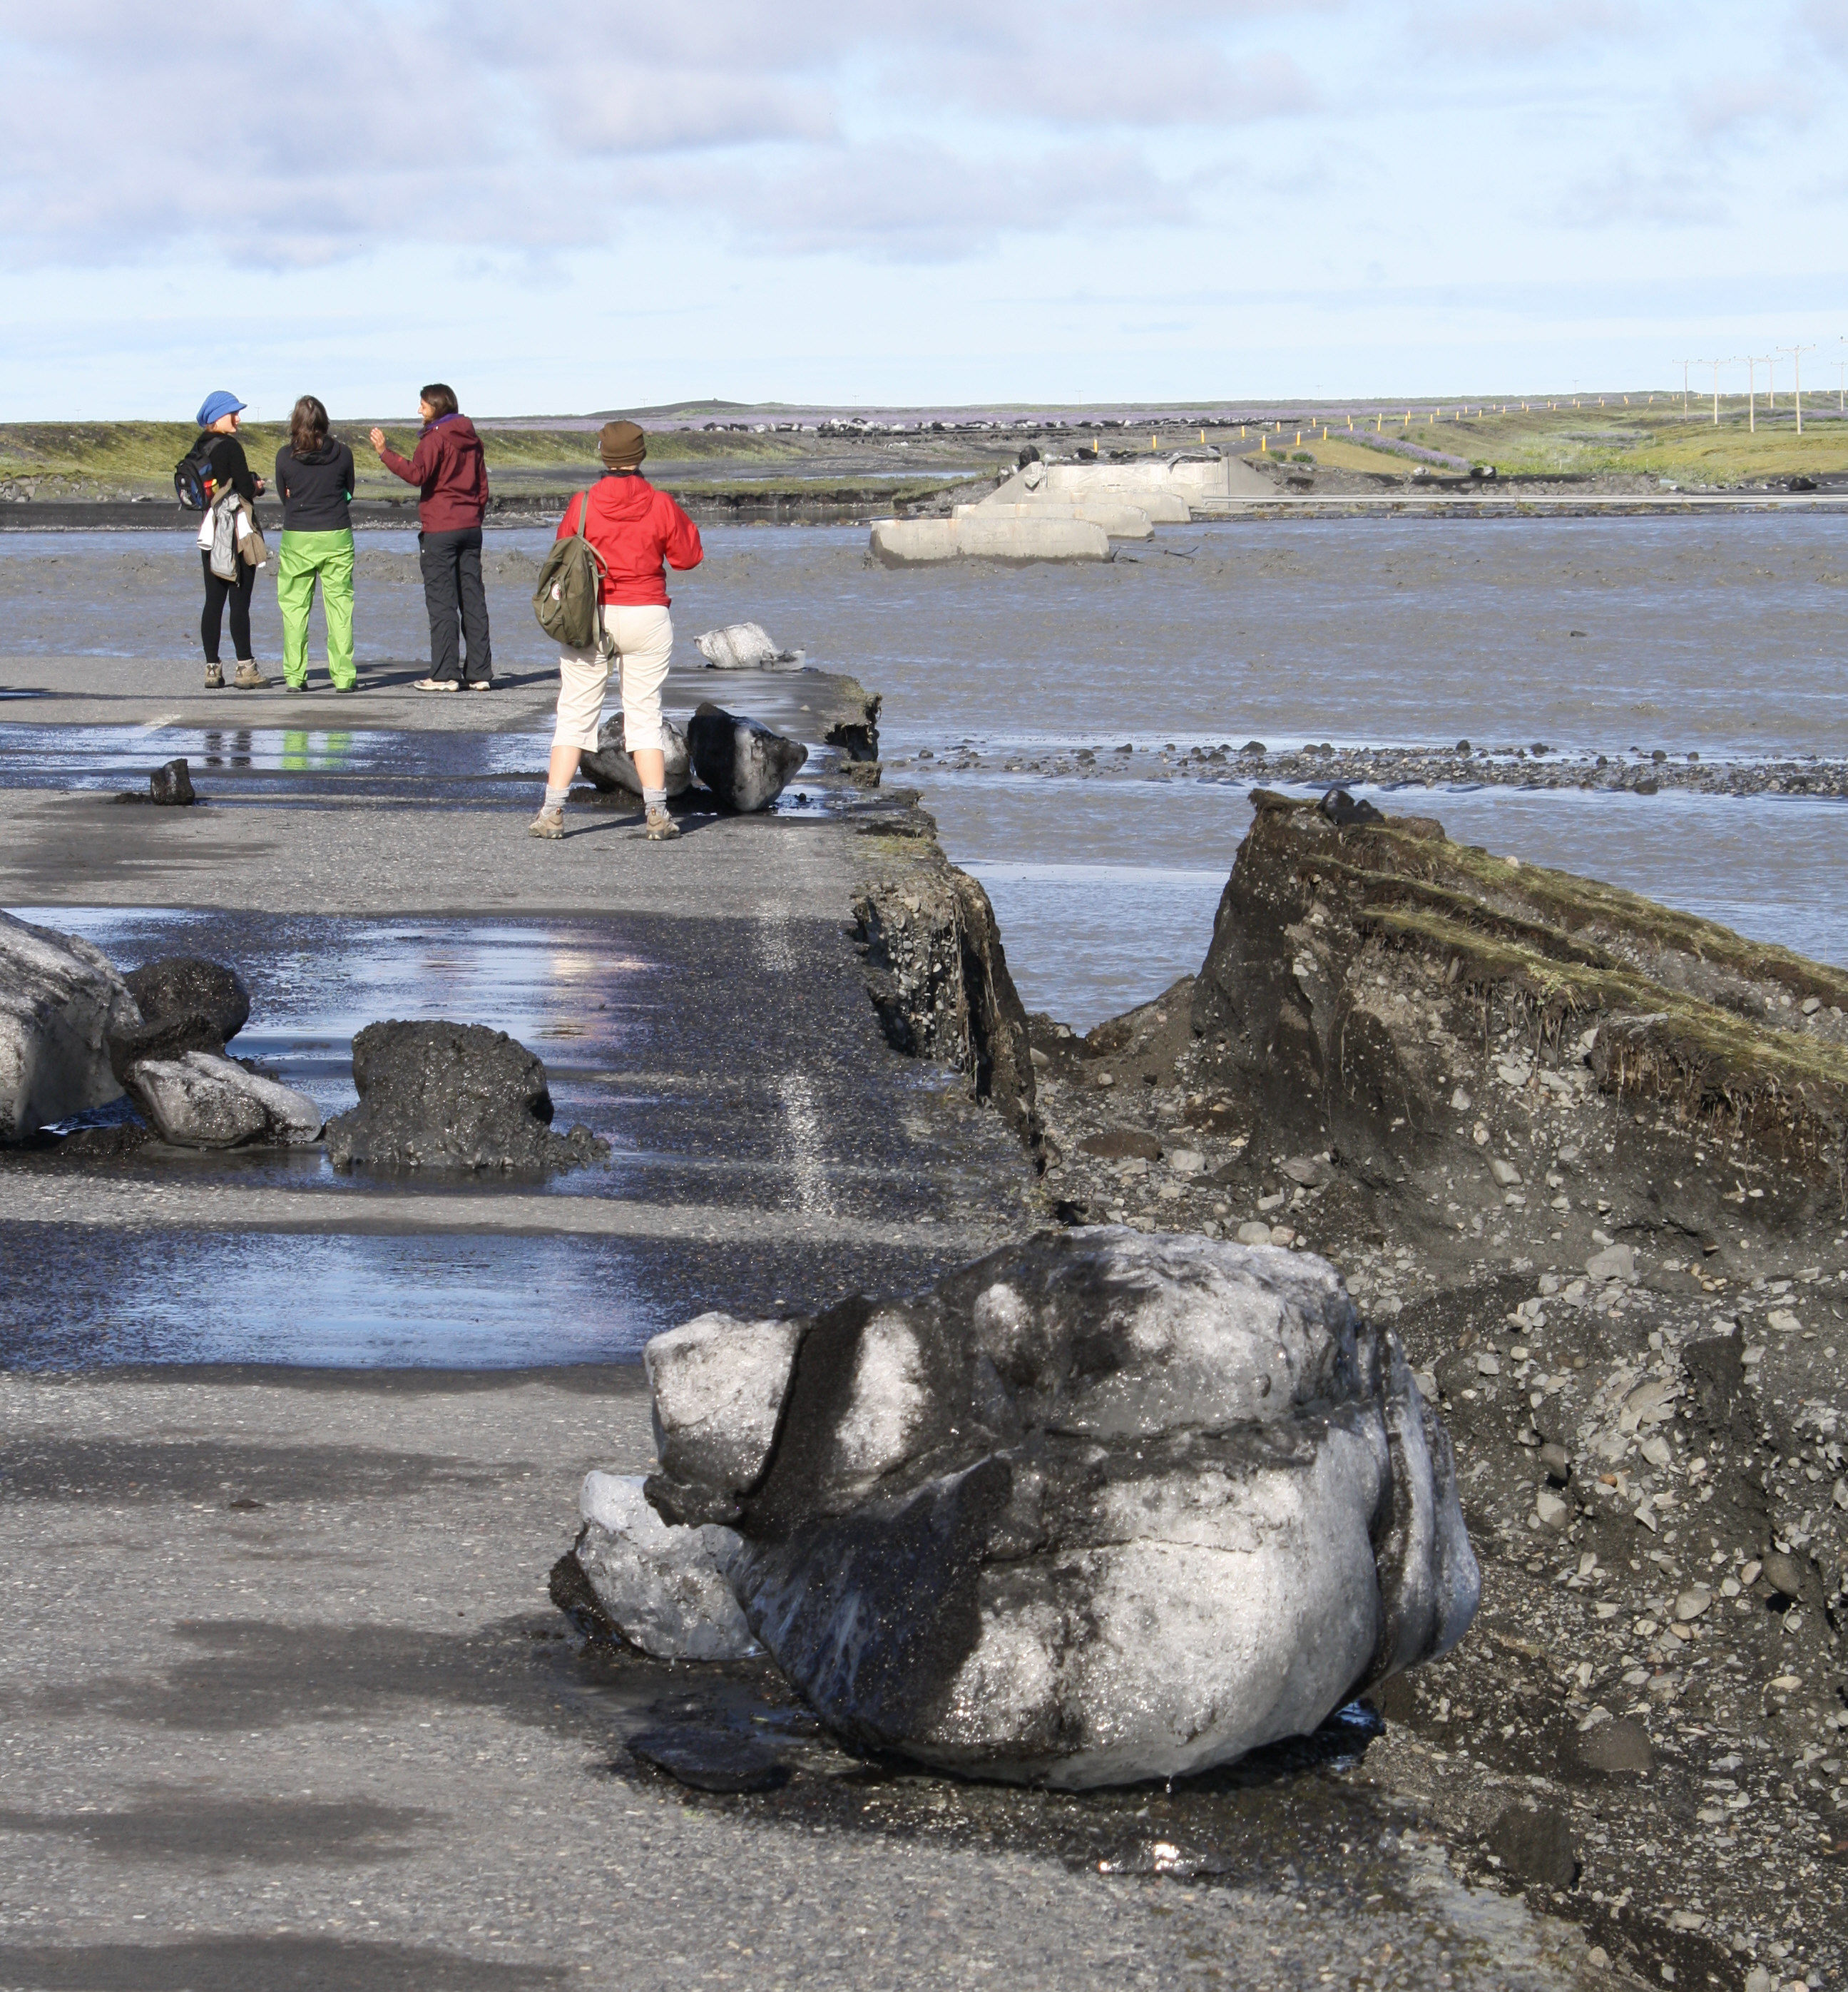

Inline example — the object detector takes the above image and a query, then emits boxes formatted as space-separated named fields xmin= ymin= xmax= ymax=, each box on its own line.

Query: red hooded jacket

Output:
xmin=378 ymin=413 xmax=489 ymax=532
xmin=558 ymin=474 xmax=703 ymax=607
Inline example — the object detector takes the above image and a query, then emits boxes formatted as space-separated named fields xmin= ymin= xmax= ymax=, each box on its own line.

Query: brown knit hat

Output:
xmin=598 ymin=419 xmax=646 ymax=470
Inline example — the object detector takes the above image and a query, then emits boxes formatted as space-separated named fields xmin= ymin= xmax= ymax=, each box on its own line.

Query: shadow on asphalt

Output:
xmin=0 ymin=1936 xmax=566 ymax=1990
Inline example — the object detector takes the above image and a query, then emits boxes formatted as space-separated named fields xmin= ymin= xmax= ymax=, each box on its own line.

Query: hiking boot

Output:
xmin=233 ymin=662 xmax=268 ymax=690
xmin=528 ymin=805 xmax=565 ymax=840
xmin=413 ymin=678 xmax=459 ymax=693
xmin=203 ymin=662 xmax=224 ymax=689
xmin=645 ymin=804 xmax=680 ymax=842
xmin=332 ymin=682 xmax=358 ymax=695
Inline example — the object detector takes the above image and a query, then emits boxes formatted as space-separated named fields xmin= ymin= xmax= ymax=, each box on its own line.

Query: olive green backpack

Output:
xmin=532 ymin=489 xmax=608 ymax=648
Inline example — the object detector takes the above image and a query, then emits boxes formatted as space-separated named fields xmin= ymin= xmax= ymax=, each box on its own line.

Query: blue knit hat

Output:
xmin=196 ymin=390 xmax=246 ymax=427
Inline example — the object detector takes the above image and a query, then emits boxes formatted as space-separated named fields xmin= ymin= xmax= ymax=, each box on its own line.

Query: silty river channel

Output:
xmin=2 ymin=514 xmax=1844 ymax=1029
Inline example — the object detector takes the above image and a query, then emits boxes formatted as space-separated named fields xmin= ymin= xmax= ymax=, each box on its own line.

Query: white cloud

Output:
xmin=1 ymin=0 xmax=1843 ymax=412
xmin=1682 ymin=74 xmax=1811 ymax=142
xmin=1414 ymin=0 xmax=1648 ymax=58
xmin=0 ymin=0 xmax=1319 ymax=267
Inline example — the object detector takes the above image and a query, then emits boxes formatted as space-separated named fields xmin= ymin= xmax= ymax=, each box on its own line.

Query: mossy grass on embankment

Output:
xmin=1284 ymin=807 xmax=1848 ymax=1165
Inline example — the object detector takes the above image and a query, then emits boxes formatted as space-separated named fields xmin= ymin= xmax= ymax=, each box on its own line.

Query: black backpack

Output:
xmin=174 ymin=435 xmax=220 ymax=510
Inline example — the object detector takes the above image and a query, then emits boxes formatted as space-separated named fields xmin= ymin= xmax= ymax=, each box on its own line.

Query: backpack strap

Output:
xmin=573 ymin=487 xmax=608 ymax=643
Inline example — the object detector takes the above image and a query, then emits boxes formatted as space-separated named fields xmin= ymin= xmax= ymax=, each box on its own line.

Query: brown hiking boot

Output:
xmin=527 ymin=805 xmax=565 ymax=840
xmin=203 ymin=663 xmax=224 ymax=688
xmin=645 ymin=805 xmax=680 ymax=842
xmin=233 ymin=662 xmax=268 ymax=689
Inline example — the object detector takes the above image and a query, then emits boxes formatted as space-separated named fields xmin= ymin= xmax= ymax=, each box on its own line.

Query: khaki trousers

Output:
xmin=553 ymin=604 xmax=673 ymax=752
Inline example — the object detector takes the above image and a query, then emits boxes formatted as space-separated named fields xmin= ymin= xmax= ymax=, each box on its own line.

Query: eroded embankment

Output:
xmin=1011 ymin=790 xmax=1847 ymax=1991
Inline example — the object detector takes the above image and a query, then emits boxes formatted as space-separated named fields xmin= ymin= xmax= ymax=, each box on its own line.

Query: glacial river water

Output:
xmin=3 ymin=514 xmax=1845 ymax=1028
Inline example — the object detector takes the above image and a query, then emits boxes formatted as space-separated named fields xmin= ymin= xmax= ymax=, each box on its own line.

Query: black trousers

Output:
xmin=419 ymin=526 xmax=492 ymax=683
xmin=200 ymin=552 xmax=256 ymax=663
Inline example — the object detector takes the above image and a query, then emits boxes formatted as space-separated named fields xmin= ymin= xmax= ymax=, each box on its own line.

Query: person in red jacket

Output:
xmin=530 ymin=419 xmax=703 ymax=843
xmin=369 ymin=384 xmax=492 ymax=690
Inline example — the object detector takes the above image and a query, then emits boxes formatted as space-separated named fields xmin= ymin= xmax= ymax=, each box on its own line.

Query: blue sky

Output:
xmin=1 ymin=0 xmax=1843 ymax=417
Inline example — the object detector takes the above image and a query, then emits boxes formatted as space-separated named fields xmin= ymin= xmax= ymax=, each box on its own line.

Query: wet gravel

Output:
xmin=1028 ymin=986 xmax=1848 ymax=1992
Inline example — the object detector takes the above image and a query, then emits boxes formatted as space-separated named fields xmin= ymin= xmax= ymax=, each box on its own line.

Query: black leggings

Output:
xmin=200 ymin=552 xmax=256 ymax=663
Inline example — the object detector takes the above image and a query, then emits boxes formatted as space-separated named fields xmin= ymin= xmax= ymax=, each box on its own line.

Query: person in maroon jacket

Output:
xmin=530 ymin=419 xmax=702 ymax=842
xmin=369 ymin=384 xmax=492 ymax=690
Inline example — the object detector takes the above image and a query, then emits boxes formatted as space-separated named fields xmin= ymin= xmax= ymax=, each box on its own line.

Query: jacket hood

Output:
xmin=290 ymin=441 xmax=342 ymax=464
xmin=426 ymin=414 xmax=480 ymax=444
xmin=594 ymin=471 xmax=655 ymax=515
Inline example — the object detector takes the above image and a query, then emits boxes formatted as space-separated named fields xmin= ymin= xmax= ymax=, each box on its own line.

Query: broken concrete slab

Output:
xmin=867 ymin=516 xmax=1111 ymax=566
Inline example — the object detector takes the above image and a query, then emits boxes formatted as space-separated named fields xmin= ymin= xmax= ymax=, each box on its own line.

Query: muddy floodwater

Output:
xmin=4 ymin=514 xmax=1844 ymax=1027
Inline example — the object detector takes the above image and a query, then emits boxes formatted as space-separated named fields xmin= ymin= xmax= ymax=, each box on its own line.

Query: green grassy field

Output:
xmin=0 ymin=419 xmax=831 ymax=502
xmin=1322 ymin=400 xmax=1848 ymax=483
xmin=6 ymin=399 xmax=1847 ymax=501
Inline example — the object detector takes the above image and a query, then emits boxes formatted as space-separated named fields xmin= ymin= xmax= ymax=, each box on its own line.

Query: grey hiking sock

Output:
xmin=544 ymin=785 xmax=569 ymax=811
xmin=643 ymin=785 xmax=667 ymax=812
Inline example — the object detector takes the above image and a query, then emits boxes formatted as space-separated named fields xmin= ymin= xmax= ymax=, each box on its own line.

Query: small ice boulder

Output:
xmin=573 ymin=1471 xmax=760 ymax=1661
xmin=695 ymin=623 xmax=800 ymax=670
xmin=0 ymin=911 xmax=140 ymax=1142
xmin=579 ymin=713 xmax=693 ymax=798
xmin=125 ymin=1050 xmax=322 ymax=1148
xmin=688 ymin=702 xmax=808 ymax=814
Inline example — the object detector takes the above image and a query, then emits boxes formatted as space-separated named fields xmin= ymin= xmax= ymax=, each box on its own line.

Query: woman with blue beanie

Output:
xmin=191 ymin=391 xmax=269 ymax=690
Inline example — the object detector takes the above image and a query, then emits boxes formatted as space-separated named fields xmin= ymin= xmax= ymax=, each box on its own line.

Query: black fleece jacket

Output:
xmin=195 ymin=432 xmax=258 ymax=504
xmin=275 ymin=440 xmax=356 ymax=531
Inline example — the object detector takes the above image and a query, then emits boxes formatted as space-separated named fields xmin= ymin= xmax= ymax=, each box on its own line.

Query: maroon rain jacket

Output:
xmin=378 ymin=413 xmax=489 ymax=531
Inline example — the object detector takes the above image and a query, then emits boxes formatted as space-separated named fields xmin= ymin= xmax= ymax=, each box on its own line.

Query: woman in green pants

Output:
xmin=274 ymin=395 xmax=359 ymax=693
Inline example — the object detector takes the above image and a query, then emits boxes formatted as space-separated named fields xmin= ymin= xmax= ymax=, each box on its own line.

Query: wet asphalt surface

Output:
xmin=0 ymin=904 xmax=1022 ymax=1368
xmin=0 ymin=1372 xmax=1618 ymax=1992
xmin=0 ymin=645 xmax=1627 ymax=1988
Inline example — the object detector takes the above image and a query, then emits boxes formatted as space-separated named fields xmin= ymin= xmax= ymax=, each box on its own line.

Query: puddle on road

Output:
xmin=0 ymin=722 xmax=551 ymax=805
xmin=16 ymin=905 xmax=660 ymax=1154
xmin=1 ymin=1231 xmax=651 ymax=1369
xmin=1 ymin=904 xmax=1016 ymax=1369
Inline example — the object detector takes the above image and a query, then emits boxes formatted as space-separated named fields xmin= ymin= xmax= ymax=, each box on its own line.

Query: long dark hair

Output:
xmin=420 ymin=382 xmax=458 ymax=419
xmin=289 ymin=395 xmax=330 ymax=454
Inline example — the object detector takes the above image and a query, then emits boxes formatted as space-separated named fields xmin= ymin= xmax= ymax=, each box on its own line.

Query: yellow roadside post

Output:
xmin=1260 ymin=434 xmax=1267 ymax=452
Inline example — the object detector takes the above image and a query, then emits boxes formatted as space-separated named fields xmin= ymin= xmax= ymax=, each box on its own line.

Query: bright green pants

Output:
xmin=277 ymin=529 xmax=355 ymax=688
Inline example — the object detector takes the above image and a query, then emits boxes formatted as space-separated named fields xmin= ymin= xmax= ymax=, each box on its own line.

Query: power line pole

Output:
xmin=1780 ymin=344 xmax=1816 ymax=434
xmin=1675 ymin=359 xmax=1692 ymax=414
xmin=1747 ymin=354 xmax=1757 ymax=433
xmin=1707 ymin=357 xmax=1724 ymax=425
